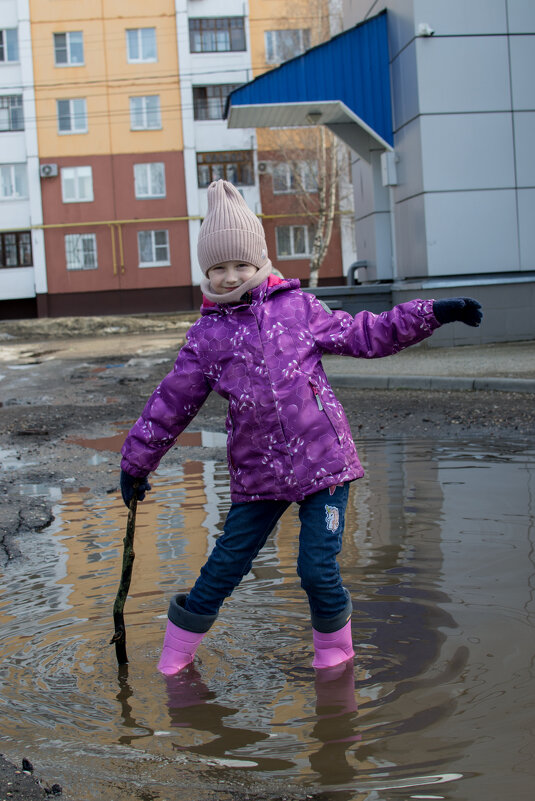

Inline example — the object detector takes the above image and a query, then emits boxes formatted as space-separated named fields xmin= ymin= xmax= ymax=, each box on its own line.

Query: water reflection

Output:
xmin=0 ymin=439 xmax=533 ymax=800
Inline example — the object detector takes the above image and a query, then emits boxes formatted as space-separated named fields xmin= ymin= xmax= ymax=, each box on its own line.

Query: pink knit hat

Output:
xmin=198 ymin=180 xmax=269 ymax=274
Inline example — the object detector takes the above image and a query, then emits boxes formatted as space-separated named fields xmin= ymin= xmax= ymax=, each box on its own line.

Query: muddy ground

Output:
xmin=1 ymin=315 xmax=535 ymax=799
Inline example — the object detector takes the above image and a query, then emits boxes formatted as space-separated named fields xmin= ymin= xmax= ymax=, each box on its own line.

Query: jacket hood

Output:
xmin=201 ymin=274 xmax=300 ymax=315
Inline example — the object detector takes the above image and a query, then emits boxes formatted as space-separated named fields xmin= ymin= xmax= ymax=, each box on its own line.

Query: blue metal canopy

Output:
xmin=226 ymin=10 xmax=393 ymax=160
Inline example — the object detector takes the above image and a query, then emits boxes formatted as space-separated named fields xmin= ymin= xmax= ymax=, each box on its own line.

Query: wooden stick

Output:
xmin=110 ymin=485 xmax=138 ymax=665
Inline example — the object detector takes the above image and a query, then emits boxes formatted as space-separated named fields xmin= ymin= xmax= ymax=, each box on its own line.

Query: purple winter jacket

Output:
xmin=120 ymin=277 xmax=440 ymax=503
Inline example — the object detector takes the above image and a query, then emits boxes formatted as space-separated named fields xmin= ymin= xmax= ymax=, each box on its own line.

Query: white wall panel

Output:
xmin=424 ymin=190 xmax=519 ymax=275
xmin=393 ymin=115 xmax=423 ymax=202
xmin=189 ymin=55 xmax=251 ymax=86
xmin=187 ymin=0 xmax=245 ymax=17
xmin=352 ymin=156 xmax=375 ymax=221
xmin=509 ymin=35 xmax=535 ymax=109
xmin=513 ymin=112 xmax=535 ymax=187
xmin=413 ymin=0 xmax=507 ymax=35
xmin=386 ymin=0 xmax=415 ymax=57
xmin=417 ymin=36 xmax=511 ymax=114
xmin=394 ymin=193 xmax=428 ymax=278
xmin=517 ymin=188 xmax=535 ymax=269
xmin=506 ymin=0 xmax=535 ymax=32
xmin=195 ymin=121 xmax=254 ymax=152
xmin=0 ymin=133 xmax=27 ymax=162
xmin=421 ymin=113 xmax=516 ymax=191
xmin=0 ymin=200 xmax=31 ymax=229
xmin=391 ymin=41 xmax=419 ymax=130
xmin=1 ymin=0 xmax=18 ymax=27
xmin=0 ymin=267 xmax=35 ymax=299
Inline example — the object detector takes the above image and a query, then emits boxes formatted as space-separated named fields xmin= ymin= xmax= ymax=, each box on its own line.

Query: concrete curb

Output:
xmin=325 ymin=374 xmax=535 ymax=393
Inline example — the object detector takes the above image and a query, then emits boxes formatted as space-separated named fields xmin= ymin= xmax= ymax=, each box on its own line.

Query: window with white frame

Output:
xmin=272 ymin=160 xmax=318 ymax=194
xmin=0 ymin=29 xmax=19 ymax=63
xmin=134 ymin=162 xmax=166 ymax=199
xmin=0 ymin=164 xmax=27 ymax=199
xmin=57 ymin=98 xmax=87 ymax=134
xmin=65 ymin=233 xmax=98 ymax=270
xmin=54 ymin=31 xmax=84 ymax=65
xmin=189 ymin=18 xmax=246 ymax=53
xmin=0 ymin=95 xmax=24 ymax=131
xmin=265 ymin=29 xmax=310 ymax=64
xmin=61 ymin=166 xmax=93 ymax=203
xmin=276 ymin=224 xmax=315 ymax=259
xmin=129 ymin=95 xmax=161 ymax=130
xmin=126 ymin=28 xmax=157 ymax=62
xmin=138 ymin=230 xmax=170 ymax=267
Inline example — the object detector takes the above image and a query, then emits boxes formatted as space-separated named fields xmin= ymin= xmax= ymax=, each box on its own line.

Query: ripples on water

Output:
xmin=0 ymin=439 xmax=534 ymax=801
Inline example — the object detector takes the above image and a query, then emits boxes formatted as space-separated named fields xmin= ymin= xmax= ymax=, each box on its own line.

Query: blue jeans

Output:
xmin=184 ymin=483 xmax=350 ymax=627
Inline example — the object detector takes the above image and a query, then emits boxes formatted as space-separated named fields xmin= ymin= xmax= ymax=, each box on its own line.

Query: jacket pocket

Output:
xmin=226 ymin=412 xmax=237 ymax=473
xmin=309 ymin=378 xmax=343 ymax=446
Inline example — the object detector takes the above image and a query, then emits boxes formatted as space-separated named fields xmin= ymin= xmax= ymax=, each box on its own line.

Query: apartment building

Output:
xmin=0 ymin=0 xmax=350 ymax=318
xmin=30 ymin=0 xmax=190 ymax=316
xmin=0 ymin=0 xmax=47 ymax=318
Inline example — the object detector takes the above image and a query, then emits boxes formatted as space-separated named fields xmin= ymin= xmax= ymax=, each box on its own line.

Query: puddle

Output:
xmin=67 ymin=428 xmax=228 ymax=453
xmin=0 ymin=446 xmax=36 ymax=471
xmin=0 ymin=439 xmax=534 ymax=800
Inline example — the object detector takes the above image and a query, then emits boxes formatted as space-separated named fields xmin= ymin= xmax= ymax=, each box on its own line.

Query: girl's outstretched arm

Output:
xmin=121 ymin=339 xmax=212 ymax=478
xmin=305 ymin=295 xmax=478 ymax=358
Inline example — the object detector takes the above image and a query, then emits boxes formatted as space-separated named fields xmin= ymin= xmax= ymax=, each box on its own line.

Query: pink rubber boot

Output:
xmin=312 ymin=619 xmax=355 ymax=669
xmin=157 ymin=619 xmax=206 ymax=676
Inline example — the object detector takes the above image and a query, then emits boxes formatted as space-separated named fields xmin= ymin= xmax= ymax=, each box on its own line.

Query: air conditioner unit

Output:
xmin=258 ymin=162 xmax=268 ymax=172
xmin=40 ymin=163 xmax=58 ymax=178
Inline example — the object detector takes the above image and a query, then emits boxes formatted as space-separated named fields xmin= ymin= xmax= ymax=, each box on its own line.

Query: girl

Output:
xmin=120 ymin=180 xmax=482 ymax=677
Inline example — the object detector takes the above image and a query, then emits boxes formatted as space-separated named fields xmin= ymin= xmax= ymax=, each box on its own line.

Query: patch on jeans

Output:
xmin=325 ymin=504 xmax=340 ymax=532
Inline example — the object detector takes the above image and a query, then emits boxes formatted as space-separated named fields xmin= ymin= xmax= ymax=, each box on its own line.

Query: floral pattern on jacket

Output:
xmin=121 ymin=277 xmax=440 ymax=502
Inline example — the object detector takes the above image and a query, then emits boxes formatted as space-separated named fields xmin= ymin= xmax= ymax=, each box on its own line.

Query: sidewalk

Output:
xmin=1 ymin=313 xmax=534 ymax=393
xmin=322 ymin=339 xmax=535 ymax=393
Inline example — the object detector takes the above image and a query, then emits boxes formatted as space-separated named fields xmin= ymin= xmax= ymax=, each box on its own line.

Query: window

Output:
xmin=189 ymin=18 xmax=246 ymax=53
xmin=0 ymin=164 xmax=27 ymax=199
xmin=65 ymin=233 xmax=98 ymax=270
xmin=54 ymin=32 xmax=84 ymax=65
xmin=134 ymin=163 xmax=166 ymax=199
xmin=61 ymin=166 xmax=93 ymax=203
xmin=0 ymin=231 xmax=32 ymax=268
xmin=276 ymin=224 xmax=315 ymax=258
xmin=138 ymin=230 xmax=170 ymax=267
xmin=129 ymin=95 xmax=161 ymax=130
xmin=265 ymin=29 xmax=310 ymax=64
xmin=272 ymin=160 xmax=318 ymax=193
xmin=193 ymin=84 xmax=240 ymax=121
xmin=0 ymin=95 xmax=24 ymax=131
xmin=0 ymin=29 xmax=19 ymax=63
xmin=57 ymin=98 xmax=87 ymax=134
xmin=126 ymin=28 xmax=157 ymax=62
xmin=197 ymin=151 xmax=254 ymax=187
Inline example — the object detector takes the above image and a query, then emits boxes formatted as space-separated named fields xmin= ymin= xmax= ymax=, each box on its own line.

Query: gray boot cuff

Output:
xmin=311 ymin=587 xmax=353 ymax=633
xmin=168 ymin=593 xmax=218 ymax=633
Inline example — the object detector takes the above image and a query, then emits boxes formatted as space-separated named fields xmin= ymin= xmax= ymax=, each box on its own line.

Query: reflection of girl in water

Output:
xmin=120 ymin=180 xmax=482 ymax=677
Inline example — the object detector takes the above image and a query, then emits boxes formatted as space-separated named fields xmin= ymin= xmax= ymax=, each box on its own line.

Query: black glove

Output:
xmin=433 ymin=297 xmax=482 ymax=327
xmin=120 ymin=469 xmax=151 ymax=507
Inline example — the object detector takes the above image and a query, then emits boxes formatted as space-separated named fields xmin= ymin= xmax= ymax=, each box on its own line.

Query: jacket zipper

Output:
xmin=310 ymin=378 xmax=344 ymax=446
xmin=310 ymin=380 xmax=324 ymax=411
xmin=228 ymin=413 xmax=236 ymax=471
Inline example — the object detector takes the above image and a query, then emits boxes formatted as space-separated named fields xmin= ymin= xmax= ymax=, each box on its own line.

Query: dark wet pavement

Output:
xmin=0 ymin=438 xmax=534 ymax=800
